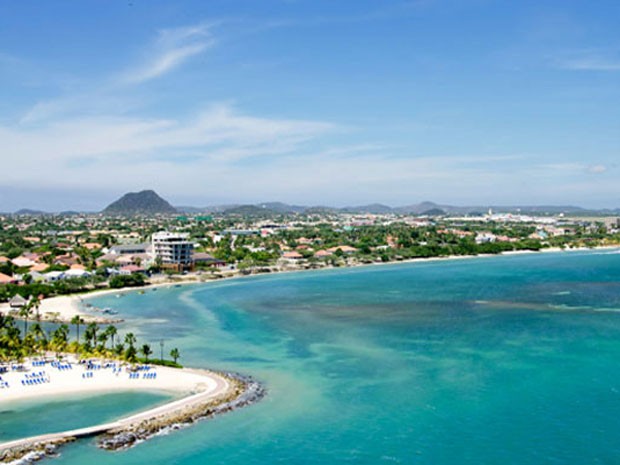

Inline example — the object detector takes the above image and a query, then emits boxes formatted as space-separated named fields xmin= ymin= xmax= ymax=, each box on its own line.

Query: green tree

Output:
xmin=19 ymin=299 xmax=34 ymax=335
xmin=140 ymin=343 xmax=152 ymax=362
xmin=170 ymin=347 xmax=180 ymax=364
xmin=84 ymin=322 xmax=98 ymax=348
xmin=109 ymin=274 xmax=145 ymax=289
xmin=29 ymin=322 xmax=47 ymax=353
xmin=124 ymin=332 xmax=137 ymax=362
xmin=50 ymin=324 xmax=69 ymax=354
xmin=104 ymin=325 xmax=117 ymax=350
xmin=71 ymin=315 xmax=84 ymax=343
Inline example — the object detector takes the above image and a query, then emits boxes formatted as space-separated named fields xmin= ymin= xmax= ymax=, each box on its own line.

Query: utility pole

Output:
xmin=160 ymin=339 xmax=164 ymax=362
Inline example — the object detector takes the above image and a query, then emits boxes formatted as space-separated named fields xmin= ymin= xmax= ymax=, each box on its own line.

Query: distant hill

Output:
xmin=395 ymin=201 xmax=443 ymax=215
xmin=102 ymin=190 xmax=177 ymax=215
xmin=341 ymin=203 xmax=393 ymax=214
xmin=304 ymin=206 xmax=340 ymax=214
xmin=421 ymin=208 xmax=446 ymax=216
xmin=100 ymin=195 xmax=618 ymax=217
xmin=222 ymin=204 xmax=277 ymax=216
xmin=257 ymin=202 xmax=306 ymax=214
xmin=14 ymin=208 xmax=47 ymax=215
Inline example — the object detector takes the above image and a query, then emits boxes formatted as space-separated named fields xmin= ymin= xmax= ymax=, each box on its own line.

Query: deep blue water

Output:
xmin=15 ymin=250 xmax=620 ymax=464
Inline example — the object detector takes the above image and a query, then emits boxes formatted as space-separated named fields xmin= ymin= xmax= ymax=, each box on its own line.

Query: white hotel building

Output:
xmin=151 ymin=231 xmax=194 ymax=271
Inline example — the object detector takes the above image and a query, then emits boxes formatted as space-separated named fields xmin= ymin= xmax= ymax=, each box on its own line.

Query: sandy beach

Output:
xmin=0 ymin=356 xmax=264 ymax=460
xmin=0 ymin=279 xmax=206 ymax=324
xmin=0 ymin=295 xmax=100 ymax=324
xmin=0 ymin=356 xmax=226 ymax=404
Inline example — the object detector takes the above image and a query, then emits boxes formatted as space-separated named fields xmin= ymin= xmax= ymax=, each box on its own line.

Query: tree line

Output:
xmin=0 ymin=304 xmax=181 ymax=366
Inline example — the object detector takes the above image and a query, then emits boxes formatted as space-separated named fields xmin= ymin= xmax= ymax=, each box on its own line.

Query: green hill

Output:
xmin=102 ymin=190 xmax=177 ymax=215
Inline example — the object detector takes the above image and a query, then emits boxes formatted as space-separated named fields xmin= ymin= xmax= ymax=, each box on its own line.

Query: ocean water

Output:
xmin=19 ymin=250 xmax=620 ymax=464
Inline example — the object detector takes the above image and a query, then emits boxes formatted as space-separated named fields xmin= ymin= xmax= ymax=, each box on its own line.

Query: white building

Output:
xmin=152 ymin=232 xmax=194 ymax=271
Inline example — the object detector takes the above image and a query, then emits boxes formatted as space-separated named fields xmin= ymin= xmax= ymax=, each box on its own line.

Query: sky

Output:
xmin=0 ymin=0 xmax=619 ymax=211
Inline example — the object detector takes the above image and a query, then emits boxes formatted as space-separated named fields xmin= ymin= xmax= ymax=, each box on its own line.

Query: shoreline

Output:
xmin=5 ymin=244 xmax=617 ymax=325
xmin=0 ymin=245 xmax=616 ymax=463
xmin=0 ymin=358 xmax=265 ymax=462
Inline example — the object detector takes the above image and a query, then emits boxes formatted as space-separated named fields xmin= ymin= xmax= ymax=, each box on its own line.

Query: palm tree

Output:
xmin=124 ymin=332 xmax=137 ymax=347
xmin=50 ymin=324 xmax=69 ymax=354
xmin=124 ymin=333 xmax=137 ymax=362
xmin=84 ymin=322 xmax=98 ymax=348
xmin=29 ymin=322 xmax=47 ymax=354
xmin=140 ymin=344 xmax=152 ymax=362
xmin=70 ymin=315 xmax=84 ymax=343
xmin=170 ymin=347 xmax=180 ymax=364
xmin=32 ymin=296 xmax=41 ymax=321
xmin=104 ymin=325 xmax=117 ymax=350
xmin=0 ymin=319 xmax=21 ymax=362
xmin=114 ymin=342 xmax=124 ymax=357
xmin=19 ymin=299 xmax=34 ymax=335
xmin=97 ymin=332 xmax=108 ymax=352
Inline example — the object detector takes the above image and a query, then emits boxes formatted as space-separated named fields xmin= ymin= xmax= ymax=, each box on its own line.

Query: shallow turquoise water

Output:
xmin=24 ymin=251 xmax=620 ymax=463
xmin=0 ymin=391 xmax=173 ymax=441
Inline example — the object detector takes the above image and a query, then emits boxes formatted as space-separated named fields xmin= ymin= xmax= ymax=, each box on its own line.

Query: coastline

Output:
xmin=0 ymin=280 xmax=207 ymax=325
xmin=0 ymin=245 xmax=616 ymax=463
xmin=5 ymin=244 xmax=617 ymax=325
xmin=0 ymin=358 xmax=265 ymax=462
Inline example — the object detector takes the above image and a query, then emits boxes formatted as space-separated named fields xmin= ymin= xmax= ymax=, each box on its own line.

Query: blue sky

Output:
xmin=0 ymin=0 xmax=619 ymax=210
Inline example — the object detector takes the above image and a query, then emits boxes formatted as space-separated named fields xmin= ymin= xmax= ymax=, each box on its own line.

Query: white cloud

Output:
xmin=0 ymin=103 xmax=336 ymax=186
xmin=120 ymin=23 xmax=215 ymax=84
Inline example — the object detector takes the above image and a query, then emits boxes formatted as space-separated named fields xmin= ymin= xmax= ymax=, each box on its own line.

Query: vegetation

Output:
xmin=0 ymin=315 xmax=179 ymax=367
xmin=1 ymin=205 xmax=619 ymax=303
xmin=109 ymin=274 xmax=146 ymax=289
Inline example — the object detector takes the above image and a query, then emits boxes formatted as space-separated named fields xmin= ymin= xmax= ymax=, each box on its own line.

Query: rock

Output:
xmin=96 ymin=371 xmax=266 ymax=451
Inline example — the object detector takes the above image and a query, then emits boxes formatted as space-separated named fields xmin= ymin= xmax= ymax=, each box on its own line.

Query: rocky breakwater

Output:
xmin=98 ymin=372 xmax=266 ymax=450
xmin=0 ymin=438 xmax=75 ymax=464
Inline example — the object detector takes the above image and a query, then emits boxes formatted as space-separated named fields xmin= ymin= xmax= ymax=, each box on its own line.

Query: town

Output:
xmin=1 ymin=199 xmax=619 ymax=310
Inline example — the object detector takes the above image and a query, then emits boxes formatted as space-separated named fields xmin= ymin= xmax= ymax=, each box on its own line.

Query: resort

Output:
xmin=0 ymin=353 xmax=263 ymax=461
xmin=0 ymin=357 xmax=218 ymax=403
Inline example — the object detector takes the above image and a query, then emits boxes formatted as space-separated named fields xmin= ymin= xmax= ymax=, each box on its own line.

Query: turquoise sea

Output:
xmin=12 ymin=250 xmax=620 ymax=464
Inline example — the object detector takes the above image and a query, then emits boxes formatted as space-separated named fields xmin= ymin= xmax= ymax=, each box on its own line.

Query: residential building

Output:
xmin=152 ymin=232 xmax=194 ymax=271
xmin=109 ymin=243 xmax=150 ymax=255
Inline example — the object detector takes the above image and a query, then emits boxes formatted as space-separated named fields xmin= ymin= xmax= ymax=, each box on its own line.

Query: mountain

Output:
xmin=14 ymin=208 xmax=47 ymax=215
xmin=257 ymin=202 xmax=306 ymax=214
xmin=222 ymin=204 xmax=277 ymax=216
xmin=421 ymin=208 xmax=447 ymax=216
xmin=102 ymin=190 xmax=177 ymax=215
xmin=341 ymin=203 xmax=394 ymax=214
xmin=305 ymin=206 xmax=340 ymax=214
xmin=151 ymin=198 xmax=619 ymax=217
xmin=395 ymin=201 xmax=443 ymax=215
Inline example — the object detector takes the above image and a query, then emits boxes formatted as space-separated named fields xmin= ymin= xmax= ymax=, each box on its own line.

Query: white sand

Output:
xmin=0 ymin=357 xmax=225 ymax=403
xmin=0 ymin=295 xmax=92 ymax=323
